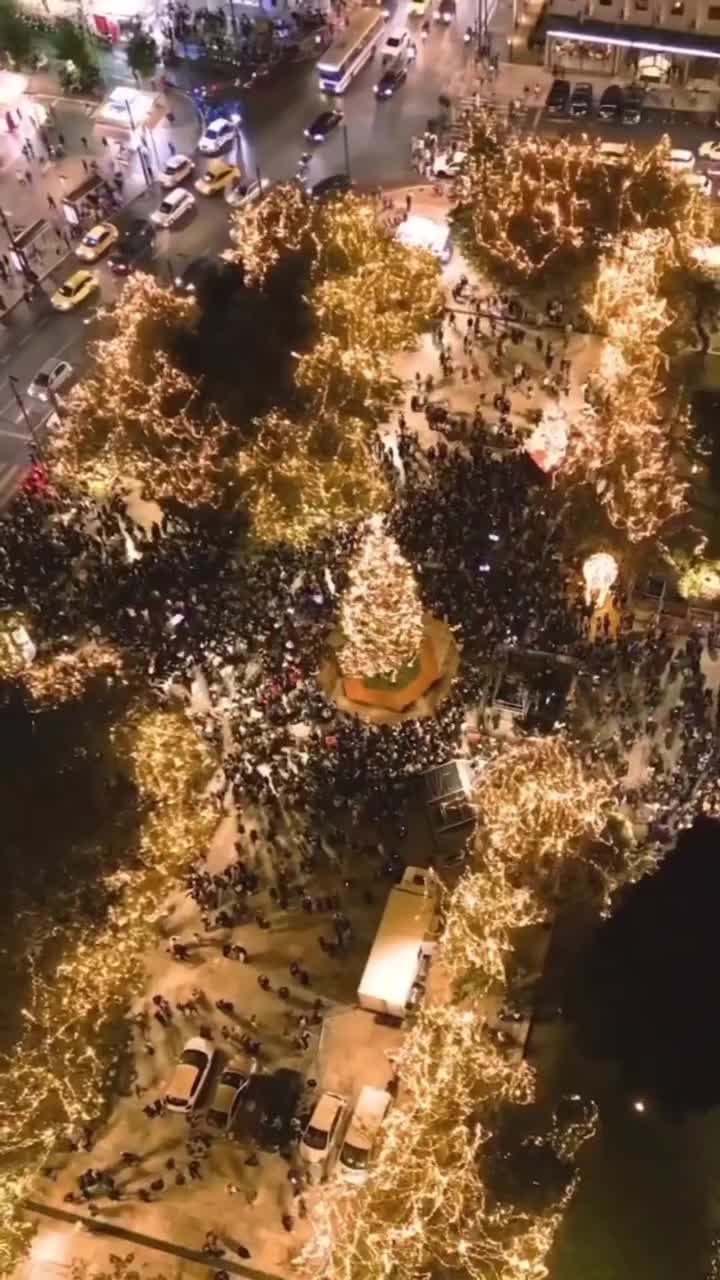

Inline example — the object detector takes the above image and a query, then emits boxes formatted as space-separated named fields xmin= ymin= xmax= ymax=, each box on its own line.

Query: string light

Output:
xmin=238 ymin=409 xmax=388 ymax=545
xmin=0 ymin=704 xmax=217 ymax=1274
xmin=338 ymin=519 xmax=424 ymax=679
xmin=451 ymin=113 xmax=711 ymax=283
xmin=563 ymin=230 xmax=687 ymax=541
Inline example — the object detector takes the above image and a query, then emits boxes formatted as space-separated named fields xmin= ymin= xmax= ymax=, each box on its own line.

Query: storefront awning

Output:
xmin=546 ymin=15 xmax=720 ymax=60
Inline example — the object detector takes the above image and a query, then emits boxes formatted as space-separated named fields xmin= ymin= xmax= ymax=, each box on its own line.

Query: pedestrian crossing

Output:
xmin=0 ymin=461 xmax=29 ymax=511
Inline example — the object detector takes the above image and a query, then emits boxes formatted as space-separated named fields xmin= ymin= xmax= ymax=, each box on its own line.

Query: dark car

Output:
xmin=374 ymin=64 xmax=407 ymax=98
xmin=622 ymin=85 xmax=644 ymax=125
xmin=598 ymin=83 xmax=624 ymax=121
xmin=240 ymin=1068 xmax=304 ymax=1152
xmin=174 ymin=254 xmax=243 ymax=297
xmin=304 ymin=109 xmax=343 ymax=142
xmin=310 ymin=173 xmax=354 ymax=199
xmin=544 ymin=78 xmax=571 ymax=117
xmin=108 ymin=218 xmax=155 ymax=275
xmin=569 ymin=81 xmax=593 ymax=118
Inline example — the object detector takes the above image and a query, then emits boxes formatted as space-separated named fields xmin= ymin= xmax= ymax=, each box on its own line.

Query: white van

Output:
xmin=337 ymin=1086 xmax=392 ymax=1183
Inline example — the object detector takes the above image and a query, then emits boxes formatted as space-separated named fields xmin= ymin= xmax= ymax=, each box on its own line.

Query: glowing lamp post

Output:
xmin=582 ymin=552 xmax=618 ymax=610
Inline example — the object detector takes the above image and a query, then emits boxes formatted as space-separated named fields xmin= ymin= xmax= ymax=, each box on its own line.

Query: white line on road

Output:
xmin=0 ymin=426 xmax=30 ymax=441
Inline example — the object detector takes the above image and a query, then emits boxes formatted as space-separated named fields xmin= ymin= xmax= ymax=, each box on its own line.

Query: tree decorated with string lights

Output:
xmin=0 ymin=701 xmax=218 ymax=1273
xmin=451 ymin=112 xmax=712 ymax=285
xmin=239 ymin=409 xmax=389 ymax=546
xmin=562 ymin=230 xmax=688 ymax=542
xmin=338 ymin=520 xmax=424 ymax=681
xmin=46 ymin=273 xmax=236 ymax=505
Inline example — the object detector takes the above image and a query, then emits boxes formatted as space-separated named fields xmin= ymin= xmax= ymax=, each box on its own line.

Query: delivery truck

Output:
xmin=357 ymin=867 xmax=438 ymax=1020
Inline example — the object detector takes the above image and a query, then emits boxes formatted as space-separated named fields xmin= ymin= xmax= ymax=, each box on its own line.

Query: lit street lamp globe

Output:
xmin=582 ymin=552 xmax=619 ymax=610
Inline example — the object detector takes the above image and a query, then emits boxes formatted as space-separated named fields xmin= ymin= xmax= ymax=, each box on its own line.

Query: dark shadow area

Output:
xmin=570 ymin=816 xmax=720 ymax=1113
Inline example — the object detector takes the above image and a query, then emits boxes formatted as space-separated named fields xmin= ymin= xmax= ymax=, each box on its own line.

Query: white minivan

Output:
xmin=337 ymin=1086 xmax=392 ymax=1183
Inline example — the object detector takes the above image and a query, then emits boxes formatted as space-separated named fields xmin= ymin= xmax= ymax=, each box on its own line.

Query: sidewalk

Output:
xmin=0 ymin=87 xmax=201 ymax=314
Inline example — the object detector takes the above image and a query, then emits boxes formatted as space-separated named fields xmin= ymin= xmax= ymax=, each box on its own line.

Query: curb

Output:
xmin=23 ymin=1199 xmax=287 ymax=1280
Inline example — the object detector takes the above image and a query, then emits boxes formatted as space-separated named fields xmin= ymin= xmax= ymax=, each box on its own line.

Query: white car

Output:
xmin=225 ymin=177 xmax=270 ymax=208
xmin=151 ymin=187 xmax=195 ymax=228
xmin=300 ymin=1090 xmax=347 ymax=1175
xmin=198 ymin=117 xmax=236 ymax=155
xmin=699 ymin=140 xmax=720 ymax=163
xmin=668 ymin=148 xmax=695 ymax=172
xmin=381 ymin=30 xmax=411 ymax=60
xmin=28 ymin=357 xmax=73 ymax=402
xmin=206 ymin=1064 xmax=249 ymax=1132
xmin=432 ymin=149 xmax=466 ymax=179
xmin=683 ymin=171 xmax=713 ymax=197
xmin=165 ymin=1037 xmax=216 ymax=1113
xmin=159 ymin=153 xmax=195 ymax=189
xmin=337 ymin=1086 xmax=392 ymax=1184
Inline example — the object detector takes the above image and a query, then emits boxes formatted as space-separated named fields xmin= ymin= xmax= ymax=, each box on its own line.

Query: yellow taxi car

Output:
xmin=51 ymin=269 xmax=99 ymax=312
xmin=195 ymin=159 xmax=240 ymax=196
xmin=75 ymin=221 xmax=119 ymax=262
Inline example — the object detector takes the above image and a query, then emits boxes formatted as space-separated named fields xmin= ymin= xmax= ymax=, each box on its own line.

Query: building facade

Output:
xmin=543 ymin=0 xmax=720 ymax=84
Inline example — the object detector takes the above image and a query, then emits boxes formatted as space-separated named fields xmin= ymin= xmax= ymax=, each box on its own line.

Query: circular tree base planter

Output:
xmin=319 ymin=614 xmax=460 ymax=725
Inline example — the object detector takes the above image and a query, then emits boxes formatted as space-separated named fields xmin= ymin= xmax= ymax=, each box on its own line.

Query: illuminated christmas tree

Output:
xmin=339 ymin=520 xmax=423 ymax=681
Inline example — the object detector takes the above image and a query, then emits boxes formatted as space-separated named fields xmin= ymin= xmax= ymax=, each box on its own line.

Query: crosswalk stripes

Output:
xmin=0 ymin=461 xmax=29 ymax=512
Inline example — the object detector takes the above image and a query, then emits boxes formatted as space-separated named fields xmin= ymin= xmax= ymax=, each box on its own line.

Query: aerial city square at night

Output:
xmin=4 ymin=0 xmax=720 ymax=1276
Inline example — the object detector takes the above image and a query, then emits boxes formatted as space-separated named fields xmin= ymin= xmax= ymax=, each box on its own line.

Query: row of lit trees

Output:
xmin=304 ymin=739 xmax=617 ymax=1280
xmin=0 ymin=703 xmax=218 ymax=1272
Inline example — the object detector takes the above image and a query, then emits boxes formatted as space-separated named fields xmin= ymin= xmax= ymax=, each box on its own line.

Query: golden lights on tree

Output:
xmin=46 ymin=274 xmax=232 ymax=506
xmin=0 ymin=704 xmax=218 ymax=1272
xmin=238 ymin=409 xmax=388 ymax=546
xmin=305 ymin=738 xmax=608 ymax=1280
xmin=338 ymin=520 xmax=424 ymax=679
xmin=563 ymin=230 xmax=687 ymax=541
xmin=451 ymin=113 xmax=710 ymax=284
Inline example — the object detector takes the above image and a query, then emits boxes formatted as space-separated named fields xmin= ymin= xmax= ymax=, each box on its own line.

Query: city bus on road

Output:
xmin=317 ymin=8 xmax=386 ymax=94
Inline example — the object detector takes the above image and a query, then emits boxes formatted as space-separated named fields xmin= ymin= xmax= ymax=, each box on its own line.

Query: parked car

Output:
xmin=300 ymin=1090 xmax=348 ymax=1176
xmin=436 ymin=0 xmax=455 ymax=22
xmin=432 ymin=148 xmax=466 ymax=178
xmin=76 ymin=221 xmax=119 ymax=261
xmin=598 ymin=83 xmax=624 ymax=121
xmin=622 ymin=85 xmax=644 ymax=124
xmin=337 ymin=1087 xmax=392 ymax=1184
xmin=165 ymin=1037 xmax=216 ymax=1113
xmin=310 ymin=173 xmax=353 ymax=199
xmin=569 ymin=81 xmax=593 ymax=118
xmin=198 ymin=116 xmax=236 ymax=154
xmin=159 ymin=153 xmax=195 ymax=188
xmin=304 ymin=109 xmax=343 ymax=142
xmin=108 ymin=218 xmax=155 ymax=274
xmin=374 ymin=64 xmax=407 ymax=97
xmin=50 ymin=269 xmax=98 ymax=311
xmin=669 ymin=147 xmax=695 ymax=172
xmin=699 ymin=139 xmax=720 ymax=162
xmin=225 ymin=176 xmax=270 ymax=208
xmin=682 ymin=171 xmax=712 ymax=196
xmin=241 ymin=1068 xmax=304 ymax=1152
xmin=597 ymin=140 xmax=630 ymax=166
xmin=207 ymin=1065 xmax=249 ymax=1131
xmin=195 ymin=159 xmax=240 ymax=195
xmin=28 ymin=357 xmax=73 ymax=402
xmin=151 ymin=187 xmax=196 ymax=226
xmin=544 ymin=78 xmax=571 ymax=116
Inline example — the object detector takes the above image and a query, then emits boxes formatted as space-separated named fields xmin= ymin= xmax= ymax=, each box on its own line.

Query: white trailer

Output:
xmin=357 ymin=867 xmax=438 ymax=1020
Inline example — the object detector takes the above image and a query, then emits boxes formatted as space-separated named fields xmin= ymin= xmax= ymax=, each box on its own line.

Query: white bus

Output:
xmin=317 ymin=8 xmax=386 ymax=94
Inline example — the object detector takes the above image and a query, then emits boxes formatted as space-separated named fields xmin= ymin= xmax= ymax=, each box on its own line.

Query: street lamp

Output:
xmin=231 ymin=111 xmax=242 ymax=167
xmin=343 ymin=122 xmax=351 ymax=180
xmin=8 ymin=373 xmax=36 ymax=448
